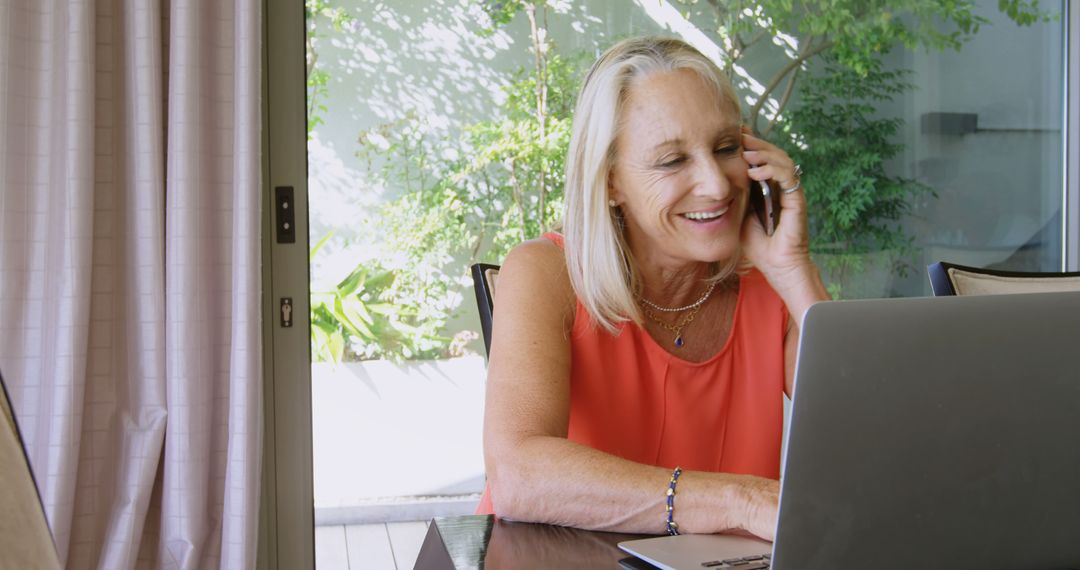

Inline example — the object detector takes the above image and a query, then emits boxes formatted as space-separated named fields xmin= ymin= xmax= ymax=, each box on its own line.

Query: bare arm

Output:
xmin=784 ymin=318 xmax=797 ymax=398
xmin=740 ymin=131 xmax=830 ymax=397
xmin=483 ymin=239 xmax=779 ymax=538
xmin=781 ymin=264 xmax=828 ymax=397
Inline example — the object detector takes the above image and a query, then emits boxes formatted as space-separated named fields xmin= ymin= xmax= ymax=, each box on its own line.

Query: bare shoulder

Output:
xmin=497 ymin=237 xmax=576 ymax=322
xmin=503 ymin=237 xmax=568 ymax=276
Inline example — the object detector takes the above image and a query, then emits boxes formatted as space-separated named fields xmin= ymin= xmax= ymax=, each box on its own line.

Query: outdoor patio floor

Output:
xmin=315 ymin=521 xmax=429 ymax=570
xmin=311 ymin=357 xmax=486 ymax=568
xmin=312 ymin=357 xmax=488 ymax=515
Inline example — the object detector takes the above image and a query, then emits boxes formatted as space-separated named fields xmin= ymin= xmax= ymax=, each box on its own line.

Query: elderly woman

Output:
xmin=478 ymin=36 xmax=829 ymax=541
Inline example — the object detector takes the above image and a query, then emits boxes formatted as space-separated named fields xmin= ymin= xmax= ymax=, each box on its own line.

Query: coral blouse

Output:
xmin=477 ymin=233 xmax=789 ymax=514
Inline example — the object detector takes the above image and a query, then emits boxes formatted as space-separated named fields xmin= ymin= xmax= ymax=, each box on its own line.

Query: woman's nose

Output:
xmin=692 ymin=155 xmax=732 ymax=199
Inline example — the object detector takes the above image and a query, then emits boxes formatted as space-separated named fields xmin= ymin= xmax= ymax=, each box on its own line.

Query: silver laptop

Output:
xmin=621 ymin=291 xmax=1080 ymax=570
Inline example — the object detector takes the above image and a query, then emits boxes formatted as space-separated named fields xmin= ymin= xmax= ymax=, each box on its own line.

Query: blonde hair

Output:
xmin=562 ymin=36 xmax=743 ymax=333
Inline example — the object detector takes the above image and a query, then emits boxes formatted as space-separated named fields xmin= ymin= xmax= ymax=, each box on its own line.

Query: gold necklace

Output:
xmin=643 ymin=304 xmax=703 ymax=348
xmin=638 ymin=279 xmax=719 ymax=313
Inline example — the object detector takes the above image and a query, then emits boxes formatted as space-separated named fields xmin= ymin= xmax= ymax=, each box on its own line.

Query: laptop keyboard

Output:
xmin=700 ymin=553 xmax=770 ymax=568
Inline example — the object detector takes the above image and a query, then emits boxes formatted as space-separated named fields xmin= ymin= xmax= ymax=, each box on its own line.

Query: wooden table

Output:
xmin=413 ymin=515 xmax=655 ymax=569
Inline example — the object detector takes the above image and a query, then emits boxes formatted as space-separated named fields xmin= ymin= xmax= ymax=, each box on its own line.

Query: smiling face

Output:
xmin=609 ymin=68 xmax=749 ymax=272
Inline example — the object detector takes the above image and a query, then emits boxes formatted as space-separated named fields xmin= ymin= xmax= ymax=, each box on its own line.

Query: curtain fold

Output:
xmin=0 ymin=0 xmax=263 ymax=568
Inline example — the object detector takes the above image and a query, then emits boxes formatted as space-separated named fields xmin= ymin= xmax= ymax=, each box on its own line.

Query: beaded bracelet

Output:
xmin=665 ymin=466 xmax=682 ymax=535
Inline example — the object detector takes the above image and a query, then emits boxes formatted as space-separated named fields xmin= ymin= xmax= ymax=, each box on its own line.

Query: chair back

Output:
xmin=928 ymin=261 xmax=1080 ymax=296
xmin=470 ymin=263 xmax=500 ymax=357
xmin=0 ymin=371 xmax=62 ymax=569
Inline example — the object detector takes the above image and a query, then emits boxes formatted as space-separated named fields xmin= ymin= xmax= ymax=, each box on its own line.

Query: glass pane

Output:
xmin=673 ymin=1 xmax=1066 ymax=299
xmin=306 ymin=0 xmax=1066 ymax=562
xmin=304 ymin=2 xmax=669 ymax=550
xmin=886 ymin=2 xmax=1066 ymax=295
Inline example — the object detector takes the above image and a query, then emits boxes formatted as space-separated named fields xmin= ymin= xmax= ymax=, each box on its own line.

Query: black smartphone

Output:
xmin=749 ymin=178 xmax=780 ymax=236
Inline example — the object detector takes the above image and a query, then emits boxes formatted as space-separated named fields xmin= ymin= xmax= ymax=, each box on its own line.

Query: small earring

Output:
xmin=608 ymin=199 xmax=617 ymax=208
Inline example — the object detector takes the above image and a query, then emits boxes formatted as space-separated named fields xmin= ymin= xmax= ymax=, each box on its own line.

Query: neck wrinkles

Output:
xmin=635 ymin=258 xmax=715 ymax=308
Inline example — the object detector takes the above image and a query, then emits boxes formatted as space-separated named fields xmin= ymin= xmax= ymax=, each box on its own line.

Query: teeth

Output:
xmin=683 ymin=207 xmax=728 ymax=221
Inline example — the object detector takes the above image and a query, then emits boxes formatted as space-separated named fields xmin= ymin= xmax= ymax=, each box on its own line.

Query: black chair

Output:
xmin=470 ymin=263 xmax=500 ymax=357
xmin=927 ymin=261 xmax=1080 ymax=296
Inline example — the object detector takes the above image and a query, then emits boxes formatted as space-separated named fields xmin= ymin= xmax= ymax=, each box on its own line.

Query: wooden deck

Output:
xmin=315 ymin=521 xmax=429 ymax=570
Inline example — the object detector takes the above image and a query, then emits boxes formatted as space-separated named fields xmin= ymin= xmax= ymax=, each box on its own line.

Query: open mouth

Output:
xmin=680 ymin=206 xmax=729 ymax=222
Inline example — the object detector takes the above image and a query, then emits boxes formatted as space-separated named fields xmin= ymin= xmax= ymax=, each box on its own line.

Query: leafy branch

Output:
xmin=305 ymin=0 xmax=354 ymax=137
xmin=679 ymin=0 xmax=1053 ymax=134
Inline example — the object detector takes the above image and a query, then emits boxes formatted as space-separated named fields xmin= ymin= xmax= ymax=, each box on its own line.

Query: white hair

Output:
xmin=562 ymin=36 xmax=743 ymax=333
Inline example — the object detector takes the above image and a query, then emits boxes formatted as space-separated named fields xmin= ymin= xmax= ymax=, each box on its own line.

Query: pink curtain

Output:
xmin=0 ymin=0 xmax=263 ymax=568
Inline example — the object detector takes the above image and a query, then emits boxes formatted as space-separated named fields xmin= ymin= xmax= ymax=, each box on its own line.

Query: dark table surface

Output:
xmin=413 ymin=514 xmax=657 ymax=570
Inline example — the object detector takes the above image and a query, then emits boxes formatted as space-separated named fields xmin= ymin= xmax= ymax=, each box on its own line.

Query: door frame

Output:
xmin=259 ymin=0 xmax=314 ymax=568
xmin=1066 ymin=0 xmax=1079 ymax=271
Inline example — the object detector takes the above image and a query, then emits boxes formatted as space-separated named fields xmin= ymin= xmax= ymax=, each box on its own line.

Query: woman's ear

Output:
xmin=607 ymin=169 xmax=620 ymax=204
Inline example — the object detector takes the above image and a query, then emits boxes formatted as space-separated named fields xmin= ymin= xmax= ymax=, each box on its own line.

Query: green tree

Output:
xmin=310 ymin=1 xmax=1057 ymax=359
xmin=776 ymin=60 xmax=934 ymax=297
xmin=675 ymin=0 xmax=1053 ymax=136
xmin=317 ymin=0 xmax=579 ymax=360
xmin=672 ymin=0 xmax=1052 ymax=297
xmin=311 ymin=1 xmax=575 ymax=361
xmin=305 ymin=0 xmax=354 ymax=137
xmin=345 ymin=51 xmax=579 ymax=360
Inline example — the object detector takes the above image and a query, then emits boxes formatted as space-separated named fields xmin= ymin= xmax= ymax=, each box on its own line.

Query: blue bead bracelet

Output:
xmin=666 ymin=466 xmax=682 ymax=535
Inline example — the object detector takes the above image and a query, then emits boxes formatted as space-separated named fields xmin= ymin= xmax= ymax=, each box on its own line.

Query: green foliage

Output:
xmin=674 ymin=0 xmax=1054 ymax=131
xmin=307 ymin=68 xmax=329 ymax=133
xmin=309 ymin=232 xmax=450 ymax=363
xmin=674 ymin=0 xmax=1052 ymax=297
xmin=305 ymin=0 xmax=354 ymax=138
xmin=998 ymin=0 xmax=1056 ymax=26
xmin=775 ymin=60 xmax=934 ymax=296
xmin=795 ymin=1 xmax=990 ymax=75
xmin=319 ymin=5 xmax=580 ymax=362
xmin=351 ymin=114 xmax=473 ymax=361
xmin=306 ymin=0 xmax=353 ymax=28
xmin=307 ymin=0 xmax=1057 ymax=355
xmin=454 ymin=55 xmax=579 ymax=258
xmin=478 ymin=0 xmax=529 ymax=33
xmin=336 ymin=53 xmax=581 ymax=360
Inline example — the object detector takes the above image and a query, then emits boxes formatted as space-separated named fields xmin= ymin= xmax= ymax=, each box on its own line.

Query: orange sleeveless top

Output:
xmin=477 ymin=233 xmax=788 ymax=514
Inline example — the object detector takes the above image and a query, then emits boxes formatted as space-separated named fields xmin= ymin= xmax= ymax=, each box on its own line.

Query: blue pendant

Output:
xmin=674 ymin=335 xmax=684 ymax=348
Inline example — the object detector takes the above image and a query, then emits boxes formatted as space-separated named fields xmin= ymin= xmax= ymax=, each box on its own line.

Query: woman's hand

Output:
xmin=738 ymin=131 xmax=813 ymax=289
xmin=738 ymin=130 xmax=829 ymax=340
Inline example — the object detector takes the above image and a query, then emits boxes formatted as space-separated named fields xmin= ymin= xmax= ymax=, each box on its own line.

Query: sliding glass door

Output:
xmin=260 ymin=2 xmax=1077 ymax=568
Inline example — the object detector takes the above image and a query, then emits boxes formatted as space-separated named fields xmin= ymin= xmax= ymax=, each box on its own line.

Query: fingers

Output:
xmin=742 ymin=133 xmax=799 ymax=189
xmin=740 ymin=132 xmax=778 ymax=156
xmin=744 ymin=152 xmax=798 ymax=189
xmin=745 ymin=165 xmax=805 ymax=214
xmin=740 ymin=133 xmax=806 ymax=253
xmin=741 ymin=201 xmax=768 ymax=240
xmin=746 ymin=163 xmax=790 ymax=184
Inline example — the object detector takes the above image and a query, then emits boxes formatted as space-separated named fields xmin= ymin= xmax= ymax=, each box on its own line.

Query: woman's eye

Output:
xmin=714 ymin=146 xmax=739 ymax=155
xmin=659 ymin=156 xmax=686 ymax=168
